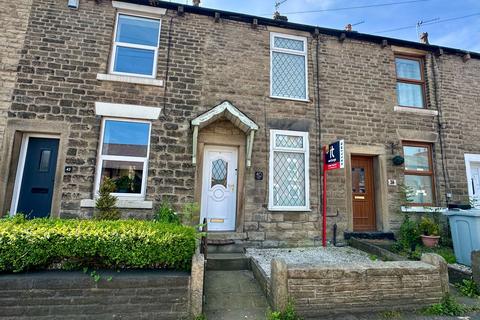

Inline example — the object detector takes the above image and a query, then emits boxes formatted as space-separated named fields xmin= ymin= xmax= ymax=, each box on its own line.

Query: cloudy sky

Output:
xmin=168 ymin=0 xmax=480 ymax=52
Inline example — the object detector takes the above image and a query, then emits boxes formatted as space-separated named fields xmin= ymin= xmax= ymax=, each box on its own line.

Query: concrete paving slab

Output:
xmin=204 ymin=270 xmax=268 ymax=320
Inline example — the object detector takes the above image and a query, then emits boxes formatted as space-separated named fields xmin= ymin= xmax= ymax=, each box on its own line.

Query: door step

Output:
xmin=344 ymin=231 xmax=395 ymax=241
xmin=206 ymin=253 xmax=250 ymax=271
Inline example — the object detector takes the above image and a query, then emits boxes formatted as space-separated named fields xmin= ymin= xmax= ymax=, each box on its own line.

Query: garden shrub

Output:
xmin=95 ymin=177 xmax=120 ymax=220
xmin=394 ymin=214 xmax=420 ymax=252
xmin=154 ymin=200 xmax=180 ymax=224
xmin=0 ymin=217 xmax=196 ymax=272
xmin=423 ymin=294 xmax=467 ymax=316
xmin=456 ymin=279 xmax=480 ymax=298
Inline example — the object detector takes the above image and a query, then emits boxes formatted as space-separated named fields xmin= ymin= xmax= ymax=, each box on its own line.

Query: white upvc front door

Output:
xmin=201 ymin=146 xmax=238 ymax=231
xmin=465 ymin=154 xmax=480 ymax=207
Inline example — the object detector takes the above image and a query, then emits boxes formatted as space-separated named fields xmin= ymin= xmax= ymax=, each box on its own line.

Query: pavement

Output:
xmin=204 ymin=270 xmax=269 ymax=320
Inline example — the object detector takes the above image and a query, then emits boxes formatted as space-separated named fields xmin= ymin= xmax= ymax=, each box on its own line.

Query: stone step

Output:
xmin=207 ymin=242 xmax=245 ymax=254
xmin=206 ymin=253 xmax=251 ymax=271
xmin=344 ymin=231 xmax=395 ymax=241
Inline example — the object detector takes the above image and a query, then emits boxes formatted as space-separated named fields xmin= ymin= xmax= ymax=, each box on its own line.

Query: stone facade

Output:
xmin=0 ymin=0 xmax=479 ymax=246
xmin=0 ymin=0 xmax=33 ymax=161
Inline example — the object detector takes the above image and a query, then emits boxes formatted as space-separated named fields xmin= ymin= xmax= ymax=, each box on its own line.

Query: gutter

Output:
xmin=119 ymin=0 xmax=480 ymax=60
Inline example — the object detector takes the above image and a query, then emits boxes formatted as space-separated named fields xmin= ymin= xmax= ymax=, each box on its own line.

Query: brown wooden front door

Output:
xmin=351 ymin=156 xmax=376 ymax=231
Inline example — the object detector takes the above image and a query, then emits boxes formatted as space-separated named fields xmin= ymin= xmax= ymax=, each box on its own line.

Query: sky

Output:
xmin=167 ymin=0 xmax=480 ymax=52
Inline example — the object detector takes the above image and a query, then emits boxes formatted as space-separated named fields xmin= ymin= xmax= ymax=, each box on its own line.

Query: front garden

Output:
xmin=0 ymin=215 xmax=197 ymax=273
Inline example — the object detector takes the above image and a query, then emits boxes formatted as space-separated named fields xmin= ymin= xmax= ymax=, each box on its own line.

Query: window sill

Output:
xmin=269 ymin=95 xmax=310 ymax=103
xmin=80 ymin=199 xmax=153 ymax=209
xmin=268 ymin=206 xmax=311 ymax=212
xmin=97 ymin=73 xmax=164 ymax=87
xmin=401 ymin=206 xmax=447 ymax=213
xmin=394 ymin=106 xmax=438 ymax=116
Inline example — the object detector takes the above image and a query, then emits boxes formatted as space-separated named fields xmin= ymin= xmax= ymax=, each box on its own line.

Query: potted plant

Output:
xmin=419 ymin=216 xmax=440 ymax=247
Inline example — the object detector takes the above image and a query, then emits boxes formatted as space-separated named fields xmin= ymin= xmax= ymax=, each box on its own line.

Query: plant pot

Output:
xmin=421 ymin=235 xmax=440 ymax=248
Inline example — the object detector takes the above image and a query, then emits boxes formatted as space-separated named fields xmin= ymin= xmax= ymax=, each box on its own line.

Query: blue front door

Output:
xmin=16 ymin=137 xmax=59 ymax=219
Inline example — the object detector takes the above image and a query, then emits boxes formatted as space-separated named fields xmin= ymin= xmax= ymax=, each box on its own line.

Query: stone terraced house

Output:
xmin=1 ymin=0 xmax=479 ymax=247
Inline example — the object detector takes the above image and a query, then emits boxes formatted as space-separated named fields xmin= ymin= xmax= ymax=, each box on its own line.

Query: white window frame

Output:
xmin=94 ymin=117 xmax=152 ymax=199
xmin=270 ymin=32 xmax=309 ymax=102
xmin=268 ymin=130 xmax=310 ymax=211
xmin=109 ymin=12 xmax=162 ymax=78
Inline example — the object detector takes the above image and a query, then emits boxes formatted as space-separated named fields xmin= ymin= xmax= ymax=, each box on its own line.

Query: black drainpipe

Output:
xmin=431 ymin=53 xmax=450 ymax=206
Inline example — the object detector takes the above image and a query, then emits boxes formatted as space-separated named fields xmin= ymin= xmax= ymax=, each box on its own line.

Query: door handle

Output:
xmin=229 ymin=184 xmax=235 ymax=192
xmin=473 ymin=178 xmax=476 ymax=195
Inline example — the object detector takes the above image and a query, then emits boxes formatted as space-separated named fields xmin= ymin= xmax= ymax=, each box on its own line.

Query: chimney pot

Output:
xmin=420 ymin=32 xmax=429 ymax=44
xmin=345 ymin=24 xmax=352 ymax=32
xmin=192 ymin=0 xmax=200 ymax=6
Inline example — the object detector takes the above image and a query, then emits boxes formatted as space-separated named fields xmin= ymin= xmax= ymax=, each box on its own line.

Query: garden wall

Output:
xmin=0 ymin=253 xmax=205 ymax=319
xmin=264 ymin=253 xmax=448 ymax=317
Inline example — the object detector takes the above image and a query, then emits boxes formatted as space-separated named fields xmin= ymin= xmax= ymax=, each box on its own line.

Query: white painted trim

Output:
xmin=270 ymin=32 xmax=309 ymax=101
xmin=80 ymin=199 xmax=153 ymax=209
xmin=109 ymin=13 xmax=161 ymax=78
xmin=401 ymin=206 xmax=447 ymax=213
xmin=465 ymin=154 xmax=480 ymax=206
xmin=268 ymin=129 xmax=310 ymax=211
xmin=95 ymin=102 xmax=161 ymax=120
xmin=191 ymin=101 xmax=259 ymax=131
xmin=10 ymin=133 xmax=60 ymax=216
xmin=394 ymin=106 xmax=438 ymax=116
xmin=93 ymin=118 xmax=152 ymax=200
xmin=112 ymin=1 xmax=166 ymax=16
xmin=97 ymin=73 xmax=163 ymax=87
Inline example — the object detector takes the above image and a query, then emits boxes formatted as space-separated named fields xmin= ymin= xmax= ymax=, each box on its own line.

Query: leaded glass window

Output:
xmin=270 ymin=33 xmax=308 ymax=100
xmin=211 ymin=159 xmax=228 ymax=188
xmin=269 ymin=130 xmax=309 ymax=210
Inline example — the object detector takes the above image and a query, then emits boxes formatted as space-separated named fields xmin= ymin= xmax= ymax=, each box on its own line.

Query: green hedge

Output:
xmin=0 ymin=216 xmax=197 ymax=272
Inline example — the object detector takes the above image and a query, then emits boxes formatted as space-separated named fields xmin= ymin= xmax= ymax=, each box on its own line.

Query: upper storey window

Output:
xmin=270 ymin=33 xmax=308 ymax=101
xmin=110 ymin=14 xmax=161 ymax=78
xmin=395 ymin=56 xmax=426 ymax=108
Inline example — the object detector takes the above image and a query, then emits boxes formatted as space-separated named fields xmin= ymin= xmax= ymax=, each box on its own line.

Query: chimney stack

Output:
xmin=192 ymin=0 xmax=200 ymax=6
xmin=273 ymin=11 xmax=288 ymax=22
xmin=345 ymin=24 xmax=352 ymax=32
xmin=420 ymin=32 xmax=429 ymax=44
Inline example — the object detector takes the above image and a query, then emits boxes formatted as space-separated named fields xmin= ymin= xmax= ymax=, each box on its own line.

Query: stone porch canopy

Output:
xmin=191 ymin=101 xmax=259 ymax=167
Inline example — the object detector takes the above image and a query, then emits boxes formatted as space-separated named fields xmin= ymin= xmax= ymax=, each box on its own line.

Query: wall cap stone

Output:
xmin=97 ymin=73 xmax=164 ymax=87
xmin=80 ymin=199 xmax=153 ymax=209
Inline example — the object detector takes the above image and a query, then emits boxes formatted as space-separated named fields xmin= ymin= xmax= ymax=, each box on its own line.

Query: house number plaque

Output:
xmin=255 ymin=172 xmax=263 ymax=180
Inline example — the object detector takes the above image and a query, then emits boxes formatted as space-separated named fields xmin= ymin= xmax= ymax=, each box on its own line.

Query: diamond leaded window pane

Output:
xmin=275 ymin=134 xmax=303 ymax=149
xmin=273 ymin=152 xmax=306 ymax=207
xmin=211 ymin=159 xmax=228 ymax=188
xmin=272 ymin=52 xmax=306 ymax=99
xmin=274 ymin=37 xmax=304 ymax=51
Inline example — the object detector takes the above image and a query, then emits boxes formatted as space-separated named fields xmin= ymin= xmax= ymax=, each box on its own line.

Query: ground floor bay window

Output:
xmin=403 ymin=142 xmax=434 ymax=205
xmin=268 ymin=130 xmax=309 ymax=211
xmin=95 ymin=118 xmax=151 ymax=198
